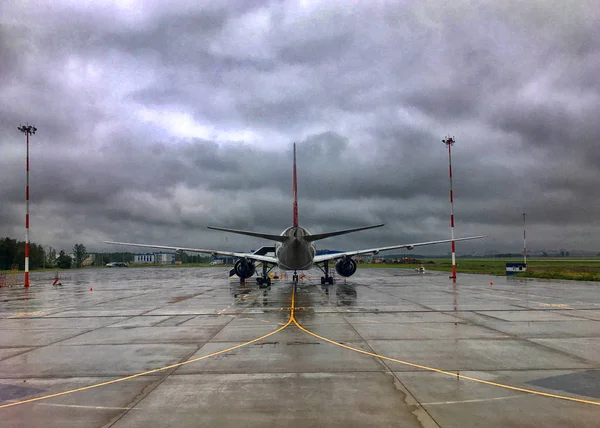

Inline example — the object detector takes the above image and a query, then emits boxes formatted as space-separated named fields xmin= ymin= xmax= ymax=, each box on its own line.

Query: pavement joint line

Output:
xmin=0 ymin=347 xmax=40 ymax=363
xmin=449 ymin=311 xmax=600 ymax=367
xmin=107 ymin=316 xmax=241 ymax=426
xmin=309 ymin=283 xmax=440 ymax=425
xmin=0 ymin=298 xmax=295 ymax=409
xmin=361 ymin=283 xmax=440 ymax=313
xmin=88 ymin=291 xmax=158 ymax=309
xmin=21 ymin=310 xmax=145 ymax=349
xmin=292 ymin=312 xmax=600 ymax=407
xmin=484 ymin=288 xmax=589 ymax=303
xmin=2 ymin=284 xmax=599 ymax=409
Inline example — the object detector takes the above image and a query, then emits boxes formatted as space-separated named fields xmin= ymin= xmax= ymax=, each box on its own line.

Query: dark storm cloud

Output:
xmin=1 ymin=0 xmax=600 ymax=255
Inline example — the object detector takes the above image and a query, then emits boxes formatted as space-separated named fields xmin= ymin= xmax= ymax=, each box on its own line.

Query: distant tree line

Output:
xmin=93 ymin=252 xmax=135 ymax=265
xmin=73 ymin=244 xmax=87 ymax=268
xmin=2 ymin=237 xmax=218 ymax=270
xmin=56 ymin=251 xmax=72 ymax=269
xmin=0 ymin=237 xmax=46 ymax=270
xmin=0 ymin=237 xmax=89 ymax=270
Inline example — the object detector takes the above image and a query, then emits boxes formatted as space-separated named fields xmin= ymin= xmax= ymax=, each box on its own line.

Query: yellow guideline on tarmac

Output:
xmin=1 ymin=284 xmax=599 ymax=409
xmin=289 ymin=289 xmax=600 ymax=408
xmin=0 ymin=290 xmax=297 ymax=409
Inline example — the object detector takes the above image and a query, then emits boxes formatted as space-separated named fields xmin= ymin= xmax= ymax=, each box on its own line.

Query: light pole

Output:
xmin=523 ymin=213 xmax=527 ymax=266
xmin=18 ymin=124 xmax=37 ymax=287
xmin=442 ymin=136 xmax=457 ymax=279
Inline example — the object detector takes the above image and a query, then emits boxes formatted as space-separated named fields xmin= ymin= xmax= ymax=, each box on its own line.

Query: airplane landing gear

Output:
xmin=257 ymin=277 xmax=271 ymax=288
xmin=320 ymin=276 xmax=334 ymax=285
xmin=318 ymin=261 xmax=334 ymax=285
xmin=257 ymin=263 xmax=273 ymax=288
xmin=293 ymin=271 xmax=298 ymax=285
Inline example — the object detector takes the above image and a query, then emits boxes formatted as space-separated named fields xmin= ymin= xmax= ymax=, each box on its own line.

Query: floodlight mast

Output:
xmin=442 ymin=136 xmax=457 ymax=280
xmin=17 ymin=124 xmax=37 ymax=288
xmin=523 ymin=212 xmax=527 ymax=266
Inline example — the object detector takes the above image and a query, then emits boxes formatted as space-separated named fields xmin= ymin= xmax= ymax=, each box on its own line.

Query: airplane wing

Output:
xmin=313 ymin=235 xmax=486 ymax=263
xmin=206 ymin=226 xmax=287 ymax=242
xmin=102 ymin=241 xmax=278 ymax=264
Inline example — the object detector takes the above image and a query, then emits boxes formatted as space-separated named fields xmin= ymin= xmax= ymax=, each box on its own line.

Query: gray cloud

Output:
xmin=1 ymin=0 xmax=599 ymax=256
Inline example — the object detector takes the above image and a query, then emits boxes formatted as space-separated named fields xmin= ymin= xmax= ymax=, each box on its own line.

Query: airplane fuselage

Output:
xmin=275 ymin=227 xmax=316 ymax=271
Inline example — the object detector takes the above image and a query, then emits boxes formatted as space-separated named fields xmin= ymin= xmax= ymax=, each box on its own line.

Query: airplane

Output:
xmin=105 ymin=143 xmax=484 ymax=287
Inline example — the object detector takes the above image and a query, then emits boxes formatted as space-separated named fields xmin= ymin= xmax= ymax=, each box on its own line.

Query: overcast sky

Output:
xmin=1 ymin=0 xmax=599 ymax=256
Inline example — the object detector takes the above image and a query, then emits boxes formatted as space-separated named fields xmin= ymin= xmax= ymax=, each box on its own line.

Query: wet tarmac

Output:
xmin=0 ymin=267 xmax=599 ymax=427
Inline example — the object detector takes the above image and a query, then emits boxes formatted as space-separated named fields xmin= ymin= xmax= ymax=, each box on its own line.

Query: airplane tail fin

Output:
xmin=305 ymin=224 xmax=385 ymax=242
xmin=207 ymin=226 xmax=287 ymax=242
xmin=293 ymin=142 xmax=299 ymax=227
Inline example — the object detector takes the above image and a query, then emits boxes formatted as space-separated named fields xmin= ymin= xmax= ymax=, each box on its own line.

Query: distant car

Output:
xmin=106 ymin=262 xmax=128 ymax=267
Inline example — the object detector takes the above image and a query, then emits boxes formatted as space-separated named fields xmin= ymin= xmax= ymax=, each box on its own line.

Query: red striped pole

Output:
xmin=18 ymin=124 xmax=37 ymax=288
xmin=442 ymin=136 xmax=457 ymax=279
xmin=292 ymin=142 xmax=298 ymax=227
xmin=523 ymin=213 xmax=527 ymax=266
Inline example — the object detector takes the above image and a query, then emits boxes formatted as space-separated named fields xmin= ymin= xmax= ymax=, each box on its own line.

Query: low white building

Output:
xmin=156 ymin=252 xmax=175 ymax=265
xmin=134 ymin=252 xmax=175 ymax=265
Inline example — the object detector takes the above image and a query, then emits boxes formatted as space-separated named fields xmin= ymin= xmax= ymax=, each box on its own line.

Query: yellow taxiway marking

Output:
xmin=292 ymin=312 xmax=600 ymax=407
xmin=10 ymin=311 xmax=45 ymax=318
xmin=0 ymin=293 xmax=296 ymax=410
xmin=421 ymin=395 xmax=523 ymax=406
xmin=535 ymin=303 xmax=570 ymax=308
xmin=3 ymin=285 xmax=599 ymax=409
xmin=38 ymin=403 xmax=139 ymax=410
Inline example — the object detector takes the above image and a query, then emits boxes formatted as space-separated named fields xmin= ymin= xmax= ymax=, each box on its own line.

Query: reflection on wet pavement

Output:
xmin=1 ymin=267 xmax=599 ymax=427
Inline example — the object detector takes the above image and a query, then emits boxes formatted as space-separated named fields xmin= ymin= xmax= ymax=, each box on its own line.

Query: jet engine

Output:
xmin=234 ymin=258 xmax=256 ymax=279
xmin=335 ymin=257 xmax=357 ymax=277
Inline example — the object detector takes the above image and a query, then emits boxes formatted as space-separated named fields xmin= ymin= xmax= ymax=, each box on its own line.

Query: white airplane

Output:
xmin=105 ymin=143 xmax=484 ymax=286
